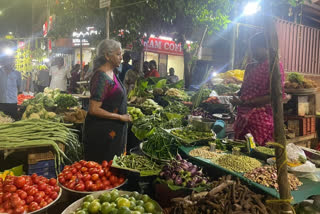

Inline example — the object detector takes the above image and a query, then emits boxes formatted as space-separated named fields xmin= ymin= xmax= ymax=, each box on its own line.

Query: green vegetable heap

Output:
xmin=216 ymin=154 xmax=261 ymax=173
xmin=128 ymin=107 xmax=144 ymax=121
xmin=142 ymin=129 xmax=181 ymax=160
xmin=113 ymin=154 xmax=162 ymax=176
xmin=54 ymin=94 xmax=78 ymax=111
xmin=254 ymin=147 xmax=275 ymax=156
xmin=171 ymin=127 xmax=214 ymax=142
xmin=72 ymin=189 xmax=161 ymax=214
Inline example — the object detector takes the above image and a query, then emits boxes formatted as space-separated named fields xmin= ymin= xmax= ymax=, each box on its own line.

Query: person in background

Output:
xmin=81 ymin=64 xmax=89 ymax=80
xmin=0 ymin=45 xmax=22 ymax=120
xmin=119 ymin=52 xmax=132 ymax=82
xmin=145 ymin=60 xmax=160 ymax=78
xmin=83 ymin=39 xmax=132 ymax=162
xmin=167 ymin=67 xmax=179 ymax=84
xmin=49 ymin=57 xmax=70 ymax=92
xmin=142 ymin=61 xmax=150 ymax=76
xmin=69 ymin=64 xmax=81 ymax=93
xmin=36 ymin=68 xmax=50 ymax=92
xmin=124 ymin=60 xmax=142 ymax=95
xmin=233 ymin=32 xmax=286 ymax=146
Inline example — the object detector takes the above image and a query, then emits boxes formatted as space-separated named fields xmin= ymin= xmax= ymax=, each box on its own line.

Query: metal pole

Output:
xmin=106 ymin=6 xmax=110 ymax=39
xmin=80 ymin=36 xmax=83 ymax=74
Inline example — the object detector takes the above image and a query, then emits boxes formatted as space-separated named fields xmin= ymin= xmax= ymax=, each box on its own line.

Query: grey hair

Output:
xmin=93 ymin=39 xmax=121 ymax=71
xmin=96 ymin=39 xmax=121 ymax=58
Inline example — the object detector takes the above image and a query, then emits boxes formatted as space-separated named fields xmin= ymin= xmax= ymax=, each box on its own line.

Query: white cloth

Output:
xmin=49 ymin=65 xmax=70 ymax=91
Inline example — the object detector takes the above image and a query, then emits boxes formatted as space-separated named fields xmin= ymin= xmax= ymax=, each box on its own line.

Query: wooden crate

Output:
xmin=286 ymin=115 xmax=316 ymax=136
xmin=28 ymin=143 xmax=65 ymax=165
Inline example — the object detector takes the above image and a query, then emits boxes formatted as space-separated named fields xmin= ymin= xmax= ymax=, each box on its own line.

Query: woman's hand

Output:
xmin=119 ymin=114 xmax=132 ymax=122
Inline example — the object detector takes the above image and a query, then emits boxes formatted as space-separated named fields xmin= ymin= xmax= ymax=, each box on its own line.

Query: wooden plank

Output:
xmin=286 ymin=133 xmax=317 ymax=144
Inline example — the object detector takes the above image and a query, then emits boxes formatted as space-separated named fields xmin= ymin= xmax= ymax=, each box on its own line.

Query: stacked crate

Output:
xmin=27 ymin=144 xmax=65 ymax=178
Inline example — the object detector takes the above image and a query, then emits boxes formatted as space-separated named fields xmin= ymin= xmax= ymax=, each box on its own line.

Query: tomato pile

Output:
xmin=58 ymin=160 xmax=125 ymax=192
xmin=0 ymin=174 xmax=60 ymax=214
xmin=17 ymin=94 xmax=34 ymax=105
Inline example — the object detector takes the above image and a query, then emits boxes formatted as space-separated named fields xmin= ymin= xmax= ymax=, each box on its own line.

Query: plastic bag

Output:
xmin=287 ymin=143 xmax=307 ymax=164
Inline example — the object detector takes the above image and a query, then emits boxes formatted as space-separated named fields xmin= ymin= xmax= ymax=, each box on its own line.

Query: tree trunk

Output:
xmin=264 ymin=17 xmax=292 ymax=213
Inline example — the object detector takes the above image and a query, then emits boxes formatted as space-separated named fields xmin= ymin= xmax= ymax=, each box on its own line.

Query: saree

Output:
xmin=83 ymin=70 xmax=127 ymax=162
xmin=233 ymin=60 xmax=284 ymax=146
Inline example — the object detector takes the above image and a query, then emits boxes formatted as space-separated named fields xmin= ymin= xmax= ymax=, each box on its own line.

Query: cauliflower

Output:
xmin=29 ymin=113 xmax=41 ymax=119
xmin=47 ymin=112 xmax=56 ymax=119
xmin=44 ymin=87 xmax=53 ymax=94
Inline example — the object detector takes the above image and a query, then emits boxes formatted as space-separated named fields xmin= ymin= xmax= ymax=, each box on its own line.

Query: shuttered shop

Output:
xmin=275 ymin=19 xmax=320 ymax=74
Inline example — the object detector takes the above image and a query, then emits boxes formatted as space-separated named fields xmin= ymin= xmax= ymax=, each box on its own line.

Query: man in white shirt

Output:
xmin=49 ymin=57 xmax=70 ymax=92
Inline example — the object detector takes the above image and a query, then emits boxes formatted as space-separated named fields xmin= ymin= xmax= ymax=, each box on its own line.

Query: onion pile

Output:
xmin=159 ymin=154 xmax=209 ymax=188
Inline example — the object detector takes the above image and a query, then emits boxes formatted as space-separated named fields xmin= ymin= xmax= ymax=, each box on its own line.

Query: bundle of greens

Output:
xmin=213 ymin=84 xmax=241 ymax=95
xmin=54 ymin=94 xmax=78 ymax=111
xmin=191 ymin=88 xmax=211 ymax=108
xmin=142 ymin=129 xmax=181 ymax=160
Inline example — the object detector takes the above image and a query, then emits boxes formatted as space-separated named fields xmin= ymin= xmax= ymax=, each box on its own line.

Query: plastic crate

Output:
xmin=28 ymin=160 xmax=55 ymax=170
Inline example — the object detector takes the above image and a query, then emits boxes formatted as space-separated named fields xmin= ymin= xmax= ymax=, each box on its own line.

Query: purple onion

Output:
xmin=172 ymin=173 xmax=177 ymax=179
xmin=175 ymin=176 xmax=182 ymax=185
xmin=176 ymin=154 xmax=183 ymax=161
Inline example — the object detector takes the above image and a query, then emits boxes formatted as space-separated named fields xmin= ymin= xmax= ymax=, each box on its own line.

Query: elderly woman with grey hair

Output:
xmin=83 ymin=39 xmax=132 ymax=162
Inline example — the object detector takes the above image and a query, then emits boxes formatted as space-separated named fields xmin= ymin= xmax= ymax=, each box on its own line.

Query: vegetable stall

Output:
xmin=1 ymin=71 xmax=320 ymax=214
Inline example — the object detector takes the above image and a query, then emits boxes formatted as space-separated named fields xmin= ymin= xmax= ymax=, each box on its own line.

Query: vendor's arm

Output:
xmin=88 ymin=100 xmax=131 ymax=122
xmin=242 ymin=95 xmax=270 ymax=107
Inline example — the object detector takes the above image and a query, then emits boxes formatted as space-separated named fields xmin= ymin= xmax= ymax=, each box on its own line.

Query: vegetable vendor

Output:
xmin=83 ymin=39 xmax=132 ymax=162
xmin=233 ymin=32 xmax=287 ymax=146
xmin=0 ymin=41 xmax=22 ymax=121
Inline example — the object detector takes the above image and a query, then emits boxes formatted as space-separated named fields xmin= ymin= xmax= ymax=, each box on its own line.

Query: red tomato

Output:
xmin=58 ymin=175 xmax=65 ymax=184
xmin=38 ymin=191 xmax=45 ymax=198
xmin=63 ymin=166 xmax=70 ymax=171
xmin=69 ymin=167 xmax=77 ymax=174
xmin=27 ymin=187 xmax=37 ymax=196
xmin=64 ymin=172 xmax=73 ymax=180
xmin=104 ymin=185 xmax=111 ymax=190
xmin=39 ymin=200 xmax=47 ymax=208
xmin=34 ymin=195 xmax=42 ymax=204
xmin=85 ymin=180 xmax=93 ymax=190
xmin=101 ymin=176 xmax=107 ymax=181
xmin=38 ymin=182 xmax=47 ymax=191
xmin=4 ymin=185 xmax=17 ymax=193
xmin=75 ymin=183 xmax=85 ymax=191
xmin=113 ymin=183 xmax=120 ymax=188
xmin=74 ymin=163 xmax=82 ymax=170
xmin=3 ymin=192 xmax=12 ymax=201
xmin=25 ymin=177 xmax=33 ymax=186
xmin=108 ymin=160 xmax=113 ymax=166
xmin=48 ymin=178 xmax=57 ymax=186
xmin=14 ymin=206 xmax=25 ymax=214
xmin=82 ymin=173 xmax=91 ymax=181
xmin=0 ymin=208 xmax=4 ymax=212
xmin=106 ymin=171 xmax=111 ymax=178
xmin=109 ymin=175 xmax=117 ymax=185
xmin=46 ymin=198 xmax=53 ymax=204
xmin=50 ymin=192 xmax=58 ymax=200
xmin=119 ymin=177 xmax=125 ymax=184
xmin=22 ymin=185 xmax=31 ymax=192
xmin=3 ymin=200 xmax=12 ymax=209
xmin=26 ymin=196 xmax=34 ymax=204
xmin=98 ymin=169 xmax=105 ymax=177
xmin=16 ymin=190 xmax=27 ymax=200
xmin=29 ymin=202 xmax=39 ymax=212
xmin=10 ymin=197 xmax=22 ymax=208
xmin=44 ymin=187 xmax=52 ymax=195
xmin=14 ymin=177 xmax=26 ymax=188
xmin=66 ymin=181 xmax=75 ymax=190
xmin=41 ymin=177 xmax=49 ymax=184
xmin=54 ymin=186 xmax=60 ymax=193
xmin=31 ymin=174 xmax=37 ymax=179
xmin=85 ymin=161 xmax=96 ymax=168
xmin=90 ymin=184 xmax=98 ymax=191
xmin=102 ymin=180 xmax=111 ymax=187
xmin=32 ymin=176 xmax=40 ymax=184
xmin=101 ymin=160 xmax=108 ymax=168
xmin=79 ymin=160 xmax=87 ymax=166
xmin=91 ymin=174 xmax=99 ymax=181
xmin=76 ymin=172 xmax=83 ymax=180
xmin=80 ymin=167 xmax=88 ymax=173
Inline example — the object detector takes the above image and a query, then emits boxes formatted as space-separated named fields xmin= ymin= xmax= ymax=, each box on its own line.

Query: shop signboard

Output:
xmin=142 ymin=37 xmax=184 ymax=56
